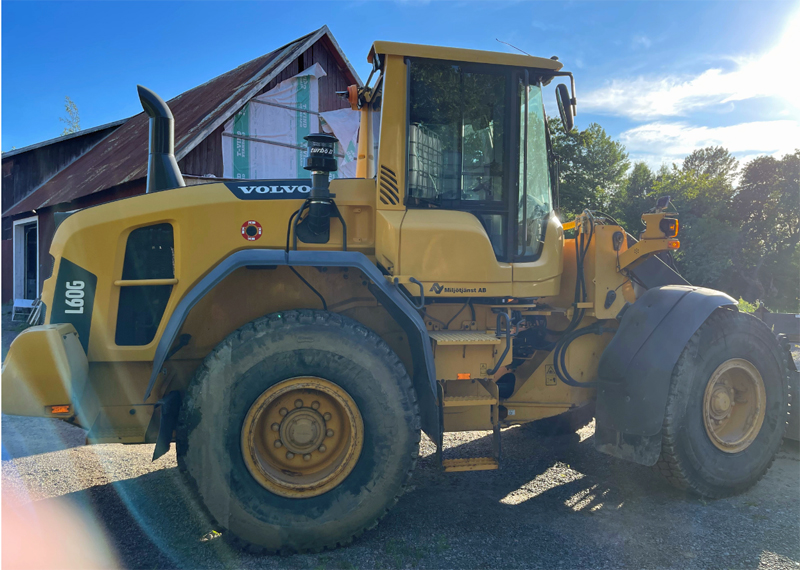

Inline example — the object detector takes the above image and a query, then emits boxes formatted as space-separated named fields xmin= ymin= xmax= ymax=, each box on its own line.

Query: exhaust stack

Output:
xmin=137 ymin=85 xmax=185 ymax=193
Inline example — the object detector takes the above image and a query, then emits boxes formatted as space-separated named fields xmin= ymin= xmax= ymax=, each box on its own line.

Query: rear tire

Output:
xmin=177 ymin=310 xmax=420 ymax=553
xmin=656 ymin=308 xmax=789 ymax=498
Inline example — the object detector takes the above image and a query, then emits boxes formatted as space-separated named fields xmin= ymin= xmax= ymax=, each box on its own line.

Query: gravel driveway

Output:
xmin=3 ymin=413 xmax=799 ymax=569
xmin=2 ymin=314 xmax=799 ymax=569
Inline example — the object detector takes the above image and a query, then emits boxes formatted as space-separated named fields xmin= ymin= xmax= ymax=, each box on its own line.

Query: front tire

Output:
xmin=177 ymin=310 xmax=420 ymax=553
xmin=656 ymin=308 xmax=789 ymax=498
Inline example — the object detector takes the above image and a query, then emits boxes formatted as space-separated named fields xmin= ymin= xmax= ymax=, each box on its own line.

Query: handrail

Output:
xmin=114 ymin=278 xmax=178 ymax=287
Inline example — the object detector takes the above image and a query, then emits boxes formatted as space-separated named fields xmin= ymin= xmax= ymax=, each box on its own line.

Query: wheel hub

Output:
xmin=279 ymin=406 xmax=327 ymax=454
xmin=241 ymin=377 xmax=363 ymax=498
xmin=709 ymin=387 xmax=733 ymax=419
xmin=703 ymin=358 xmax=766 ymax=454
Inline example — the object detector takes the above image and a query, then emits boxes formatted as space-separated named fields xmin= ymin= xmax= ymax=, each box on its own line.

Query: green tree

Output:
xmin=609 ymin=161 xmax=654 ymax=234
xmin=59 ymin=96 xmax=80 ymax=135
xmin=729 ymin=151 xmax=800 ymax=311
xmin=650 ymin=166 xmax=739 ymax=287
xmin=549 ymin=118 xmax=629 ymax=217
xmin=682 ymin=146 xmax=738 ymax=183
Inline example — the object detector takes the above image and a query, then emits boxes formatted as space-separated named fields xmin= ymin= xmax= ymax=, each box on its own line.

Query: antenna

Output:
xmin=496 ymin=38 xmax=532 ymax=57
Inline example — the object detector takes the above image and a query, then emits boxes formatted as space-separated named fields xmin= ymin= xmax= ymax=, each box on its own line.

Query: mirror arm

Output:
xmin=549 ymin=70 xmax=577 ymax=116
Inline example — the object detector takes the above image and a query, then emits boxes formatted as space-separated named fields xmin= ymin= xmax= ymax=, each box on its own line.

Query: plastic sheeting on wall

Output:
xmin=320 ymin=108 xmax=360 ymax=179
xmin=222 ymin=64 xmax=361 ymax=180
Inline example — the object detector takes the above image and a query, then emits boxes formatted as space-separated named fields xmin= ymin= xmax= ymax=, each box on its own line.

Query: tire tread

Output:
xmin=176 ymin=309 xmax=420 ymax=554
xmin=655 ymin=307 xmax=789 ymax=498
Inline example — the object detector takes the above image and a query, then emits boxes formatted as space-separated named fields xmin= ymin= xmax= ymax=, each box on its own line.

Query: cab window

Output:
xmin=517 ymin=80 xmax=551 ymax=258
xmin=407 ymin=59 xmax=510 ymax=259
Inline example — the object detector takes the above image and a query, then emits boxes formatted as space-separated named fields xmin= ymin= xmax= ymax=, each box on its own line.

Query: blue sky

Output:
xmin=3 ymin=0 xmax=799 ymax=169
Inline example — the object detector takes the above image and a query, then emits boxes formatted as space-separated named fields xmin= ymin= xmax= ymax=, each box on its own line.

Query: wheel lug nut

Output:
xmin=303 ymin=454 xmax=312 ymax=461
xmin=271 ymin=423 xmax=280 ymax=432
xmin=286 ymin=452 xmax=295 ymax=459
xmin=274 ymin=440 xmax=282 ymax=448
xmin=311 ymin=401 xmax=320 ymax=410
xmin=294 ymin=399 xmax=304 ymax=409
xmin=326 ymin=429 xmax=334 ymax=437
xmin=323 ymin=413 xmax=332 ymax=421
xmin=318 ymin=445 xmax=327 ymax=452
xmin=279 ymin=407 xmax=288 ymax=416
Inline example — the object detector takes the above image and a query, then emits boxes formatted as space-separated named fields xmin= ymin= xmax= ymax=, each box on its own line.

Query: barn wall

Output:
xmin=179 ymin=125 xmax=224 ymax=177
xmin=2 ymin=239 xmax=12 ymax=303
xmin=37 ymin=210 xmax=55 ymax=297
xmin=1 ymin=125 xmax=121 ymax=214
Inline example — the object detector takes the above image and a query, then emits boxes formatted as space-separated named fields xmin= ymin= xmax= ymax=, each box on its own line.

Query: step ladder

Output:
xmin=437 ymin=375 xmax=502 ymax=473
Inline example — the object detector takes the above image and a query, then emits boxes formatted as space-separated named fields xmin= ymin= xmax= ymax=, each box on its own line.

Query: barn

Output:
xmin=1 ymin=26 xmax=360 ymax=307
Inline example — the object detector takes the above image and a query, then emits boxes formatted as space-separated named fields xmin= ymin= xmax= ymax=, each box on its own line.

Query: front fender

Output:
xmin=594 ymin=285 xmax=736 ymax=465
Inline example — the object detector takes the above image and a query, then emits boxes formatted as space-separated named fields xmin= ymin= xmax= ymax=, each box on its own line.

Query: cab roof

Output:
xmin=369 ymin=41 xmax=563 ymax=71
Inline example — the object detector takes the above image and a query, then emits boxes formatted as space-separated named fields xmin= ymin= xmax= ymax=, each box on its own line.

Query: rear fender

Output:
xmin=595 ymin=285 xmax=736 ymax=465
xmin=144 ymin=249 xmax=439 ymax=437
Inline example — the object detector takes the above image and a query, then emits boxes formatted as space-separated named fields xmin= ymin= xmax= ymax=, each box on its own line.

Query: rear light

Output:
xmin=667 ymin=240 xmax=680 ymax=250
xmin=660 ymin=218 xmax=679 ymax=237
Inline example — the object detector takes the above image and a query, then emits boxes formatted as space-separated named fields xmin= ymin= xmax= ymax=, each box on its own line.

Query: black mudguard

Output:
xmin=595 ymin=285 xmax=736 ymax=466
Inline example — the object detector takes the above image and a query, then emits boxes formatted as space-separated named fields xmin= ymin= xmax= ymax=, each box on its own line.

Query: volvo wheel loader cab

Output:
xmin=3 ymin=39 xmax=794 ymax=554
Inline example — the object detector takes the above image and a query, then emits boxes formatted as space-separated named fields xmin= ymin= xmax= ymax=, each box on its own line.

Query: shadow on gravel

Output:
xmin=34 ymin=425 xmax=799 ymax=570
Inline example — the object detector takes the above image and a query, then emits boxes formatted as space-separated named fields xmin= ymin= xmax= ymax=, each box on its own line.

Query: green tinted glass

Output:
xmin=517 ymin=83 xmax=551 ymax=257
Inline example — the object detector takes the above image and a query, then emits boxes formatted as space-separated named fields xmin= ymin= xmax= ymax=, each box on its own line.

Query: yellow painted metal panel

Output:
xmin=2 ymin=324 xmax=88 ymax=417
xmin=375 ymin=210 xmax=405 ymax=274
xmin=511 ymin=215 xmax=565 ymax=297
xmin=399 ymin=209 xmax=512 ymax=290
xmin=376 ymin=55 xmax=408 ymax=211
xmin=42 ymin=179 xmax=376 ymax=362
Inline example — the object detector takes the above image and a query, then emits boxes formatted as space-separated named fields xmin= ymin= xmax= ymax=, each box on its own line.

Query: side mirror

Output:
xmin=556 ymin=84 xmax=574 ymax=132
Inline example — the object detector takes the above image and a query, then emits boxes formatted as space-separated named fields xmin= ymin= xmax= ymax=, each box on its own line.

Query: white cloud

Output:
xmin=620 ymin=120 xmax=800 ymax=169
xmin=631 ymin=35 xmax=652 ymax=49
xmin=582 ymin=13 xmax=800 ymax=119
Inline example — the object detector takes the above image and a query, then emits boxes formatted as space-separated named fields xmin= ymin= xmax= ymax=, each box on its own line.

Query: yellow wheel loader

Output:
xmin=3 ymin=41 xmax=795 ymax=554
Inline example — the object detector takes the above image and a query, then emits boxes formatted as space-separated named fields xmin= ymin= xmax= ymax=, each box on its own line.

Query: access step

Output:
xmin=428 ymin=330 xmax=501 ymax=345
xmin=442 ymin=395 xmax=497 ymax=407
xmin=442 ymin=457 xmax=499 ymax=472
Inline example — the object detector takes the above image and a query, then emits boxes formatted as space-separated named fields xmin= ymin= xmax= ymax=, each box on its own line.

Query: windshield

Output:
xmin=517 ymin=81 xmax=551 ymax=258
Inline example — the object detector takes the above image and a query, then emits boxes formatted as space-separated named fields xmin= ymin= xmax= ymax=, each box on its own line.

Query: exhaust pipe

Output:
xmin=137 ymin=85 xmax=185 ymax=193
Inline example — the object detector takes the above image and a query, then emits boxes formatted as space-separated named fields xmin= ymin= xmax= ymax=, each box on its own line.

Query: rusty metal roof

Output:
xmin=4 ymin=26 xmax=360 ymax=217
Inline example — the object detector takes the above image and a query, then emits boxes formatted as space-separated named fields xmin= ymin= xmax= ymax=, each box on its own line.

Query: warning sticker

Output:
xmin=241 ymin=220 xmax=263 ymax=241
xmin=545 ymin=364 xmax=557 ymax=386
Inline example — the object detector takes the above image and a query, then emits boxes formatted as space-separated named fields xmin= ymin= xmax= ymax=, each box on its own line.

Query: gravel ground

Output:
xmin=2 ymin=314 xmax=799 ymax=569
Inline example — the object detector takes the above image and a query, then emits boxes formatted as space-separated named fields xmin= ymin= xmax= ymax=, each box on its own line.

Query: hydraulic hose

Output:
xmin=552 ymin=322 xmax=602 ymax=387
xmin=551 ymin=212 xmax=602 ymax=387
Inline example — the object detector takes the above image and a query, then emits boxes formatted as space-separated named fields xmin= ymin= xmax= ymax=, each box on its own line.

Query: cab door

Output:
xmin=398 ymin=58 xmax=513 ymax=297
